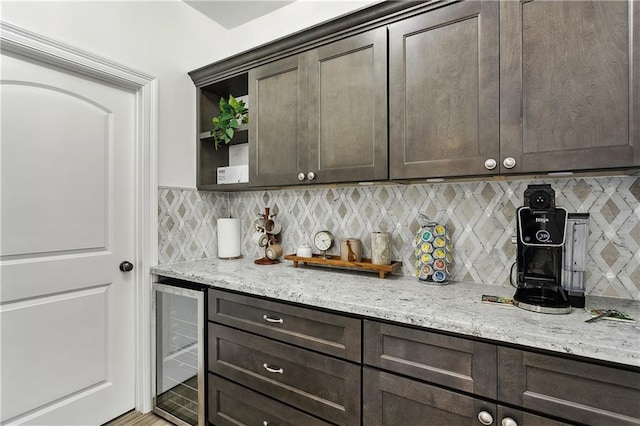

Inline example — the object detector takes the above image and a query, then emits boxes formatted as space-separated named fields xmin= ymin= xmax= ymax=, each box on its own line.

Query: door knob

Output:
xmin=307 ymin=171 xmax=316 ymax=181
xmin=484 ymin=158 xmax=497 ymax=170
xmin=502 ymin=418 xmax=517 ymax=426
xmin=297 ymin=172 xmax=306 ymax=181
xmin=503 ymin=157 xmax=516 ymax=169
xmin=477 ymin=411 xmax=494 ymax=425
xmin=119 ymin=261 xmax=134 ymax=272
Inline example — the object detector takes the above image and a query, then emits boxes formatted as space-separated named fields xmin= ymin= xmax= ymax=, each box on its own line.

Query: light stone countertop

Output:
xmin=151 ymin=257 xmax=640 ymax=368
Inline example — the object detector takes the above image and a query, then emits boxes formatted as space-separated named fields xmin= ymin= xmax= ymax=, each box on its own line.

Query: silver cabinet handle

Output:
xmin=502 ymin=418 xmax=517 ymax=426
xmin=263 ymin=363 xmax=283 ymax=374
xmin=263 ymin=314 xmax=283 ymax=324
xmin=477 ymin=410 xmax=494 ymax=425
xmin=297 ymin=172 xmax=306 ymax=181
xmin=503 ymin=157 xmax=516 ymax=169
xmin=307 ymin=171 xmax=316 ymax=181
xmin=263 ymin=421 xmax=269 ymax=426
xmin=484 ymin=159 xmax=497 ymax=170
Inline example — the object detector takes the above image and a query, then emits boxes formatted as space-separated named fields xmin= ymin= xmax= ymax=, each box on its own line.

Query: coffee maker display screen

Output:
xmin=518 ymin=207 xmax=567 ymax=247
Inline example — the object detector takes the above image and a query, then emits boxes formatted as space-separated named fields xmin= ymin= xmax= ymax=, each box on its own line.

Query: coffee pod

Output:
xmin=418 ymin=264 xmax=433 ymax=281
xmin=421 ymin=230 xmax=434 ymax=242
xmin=432 ymin=270 xmax=447 ymax=283
xmin=434 ymin=237 xmax=446 ymax=248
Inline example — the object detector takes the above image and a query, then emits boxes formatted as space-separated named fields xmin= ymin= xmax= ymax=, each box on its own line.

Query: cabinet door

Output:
xmin=497 ymin=405 xmax=572 ymax=426
xmin=389 ymin=1 xmax=499 ymax=179
xmin=498 ymin=347 xmax=640 ymax=426
xmin=363 ymin=367 xmax=495 ymax=426
xmin=308 ymin=27 xmax=388 ymax=183
xmin=500 ymin=1 xmax=640 ymax=173
xmin=249 ymin=54 xmax=309 ymax=186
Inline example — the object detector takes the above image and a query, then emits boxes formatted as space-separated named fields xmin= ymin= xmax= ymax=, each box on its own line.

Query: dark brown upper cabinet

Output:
xmin=249 ymin=54 xmax=309 ymax=187
xmin=192 ymin=0 xmax=640 ymax=189
xmin=389 ymin=1 xmax=500 ymax=180
xmin=500 ymin=0 xmax=640 ymax=174
xmin=250 ymin=27 xmax=388 ymax=187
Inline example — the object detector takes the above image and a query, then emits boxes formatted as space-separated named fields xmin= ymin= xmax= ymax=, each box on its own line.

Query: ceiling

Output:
xmin=184 ymin=1 xmax=295 ymax=29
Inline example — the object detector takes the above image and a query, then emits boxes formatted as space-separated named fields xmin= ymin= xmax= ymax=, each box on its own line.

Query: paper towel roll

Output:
xmin=217 ymin=218 xmax=242 ymax=259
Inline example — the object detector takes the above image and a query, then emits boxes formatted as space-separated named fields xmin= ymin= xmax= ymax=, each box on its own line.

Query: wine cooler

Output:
xmin=152 ymin=282 xmax=205 ymax=426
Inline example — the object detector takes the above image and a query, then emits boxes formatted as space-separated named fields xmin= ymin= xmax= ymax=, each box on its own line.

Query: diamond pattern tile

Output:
xmin=158 ymin=175 xmax=640 ymax=300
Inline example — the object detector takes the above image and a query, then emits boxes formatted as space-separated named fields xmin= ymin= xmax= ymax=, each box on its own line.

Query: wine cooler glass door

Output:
xmin=153 ymin=283 xmax=204 ymax=426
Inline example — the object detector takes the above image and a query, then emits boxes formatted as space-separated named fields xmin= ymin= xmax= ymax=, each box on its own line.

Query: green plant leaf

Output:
xmin=210 ymin=94 xmax=248 ymax=149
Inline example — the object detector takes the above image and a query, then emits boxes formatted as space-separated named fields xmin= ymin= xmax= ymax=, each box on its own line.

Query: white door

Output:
xmin=1 ymin=47 xmax=136 ymax=425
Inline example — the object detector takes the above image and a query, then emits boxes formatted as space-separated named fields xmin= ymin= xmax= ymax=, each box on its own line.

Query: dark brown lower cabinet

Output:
xmin=208 ymin=374 xmax=331 ymax=426
xmin=204 ymin=288 xmax=639 ymax=426
xmin=499 ymin=348 xmax=640 ymax=426
xmin=363 ymin=368 xmax=566 ymax=426
xmin=363 ymin=367 xmax=492 ymax=425
xmin=208 ymin=323 xmax=361 ymax=426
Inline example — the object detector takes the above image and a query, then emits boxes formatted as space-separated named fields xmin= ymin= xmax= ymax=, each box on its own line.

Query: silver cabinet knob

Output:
xmin=297 ymin=172 xmax=306 ymax=181
xmin=477 ymin=411 xmax=494 ymax=425
xmin=307 ymin=171 xmax=316 ymax=181
xmin=484 ymin=158 xmax=497 ymax=170
xmin=502 ymin=417 xmax=517 ymax=426
xmin=503 ymin=157 xmax=516 ymax=169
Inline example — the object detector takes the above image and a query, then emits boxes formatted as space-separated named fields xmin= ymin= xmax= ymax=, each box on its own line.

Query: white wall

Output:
xmin=0 ymin=0 xmax=378 ymax=188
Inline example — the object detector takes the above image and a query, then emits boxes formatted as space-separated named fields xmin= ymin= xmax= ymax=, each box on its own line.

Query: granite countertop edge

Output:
xmin=151 ymin=258 xmax=640 ymax=369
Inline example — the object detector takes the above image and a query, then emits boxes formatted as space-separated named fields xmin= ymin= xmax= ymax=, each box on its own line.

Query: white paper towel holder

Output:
xmin=217 ymin=217 xmax=243 ymax=259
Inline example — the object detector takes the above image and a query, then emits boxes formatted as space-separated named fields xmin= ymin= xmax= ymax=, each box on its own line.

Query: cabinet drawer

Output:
xmin=208 ymin=374 xmax=331 ymax=426
xmin=363 ymin=320 xmax=497 ymax=398
xmin=499 ymin=347 xmax=640 ymax=426
xmin=208 ymin=289 xmax=361 ymax=362
xmin=208 ymin=323 xmax=361 ymax=426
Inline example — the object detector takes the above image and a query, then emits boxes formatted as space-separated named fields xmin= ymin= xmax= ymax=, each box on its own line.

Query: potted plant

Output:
xmin=210 ymin=94 xmax=248 ymax=149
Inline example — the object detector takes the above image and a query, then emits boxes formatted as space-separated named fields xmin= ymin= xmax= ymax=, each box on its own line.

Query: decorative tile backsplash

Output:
xmin=158 ymin=175 xmax=640 ymax=300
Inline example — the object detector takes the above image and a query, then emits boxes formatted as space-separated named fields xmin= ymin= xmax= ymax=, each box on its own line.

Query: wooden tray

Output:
xmin=284 ymin=254 xmax=401 ymax=279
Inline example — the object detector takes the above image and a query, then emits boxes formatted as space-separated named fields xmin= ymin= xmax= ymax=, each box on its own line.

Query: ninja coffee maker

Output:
xmin=514 ymin=184 xmax=573 ymax=314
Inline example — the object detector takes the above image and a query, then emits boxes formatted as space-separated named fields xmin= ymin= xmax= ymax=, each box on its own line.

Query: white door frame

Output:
xmin=0 ymin=20 xmax=158 ymax=414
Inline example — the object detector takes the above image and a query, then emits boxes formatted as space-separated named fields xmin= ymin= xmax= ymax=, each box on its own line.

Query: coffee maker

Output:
xmin=514 ymin=184 xmax=572 ymax=314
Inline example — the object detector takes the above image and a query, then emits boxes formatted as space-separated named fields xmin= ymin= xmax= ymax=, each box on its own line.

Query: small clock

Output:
xmin=313 ymin=230 xmax=334 ymax=255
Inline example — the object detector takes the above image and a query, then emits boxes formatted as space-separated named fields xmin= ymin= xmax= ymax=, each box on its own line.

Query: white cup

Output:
xmin=264 ymin=219 xmax=282 ymax=235
xmin=266 ymin=242 xmax=283 ymax=260
xmin=296 ymin=243 xmax=313 ymax=258
xmin=251 ymin=231 xmax=269 ymax=247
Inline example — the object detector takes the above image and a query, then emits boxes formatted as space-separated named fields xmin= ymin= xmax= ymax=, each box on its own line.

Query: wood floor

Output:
xmin=103 ymin=410 xmax=176 ymax=426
